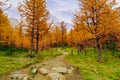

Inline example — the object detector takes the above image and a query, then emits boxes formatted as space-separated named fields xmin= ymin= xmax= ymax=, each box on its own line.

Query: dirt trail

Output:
xmin=0 ymin=51 xmax=83 ymax=80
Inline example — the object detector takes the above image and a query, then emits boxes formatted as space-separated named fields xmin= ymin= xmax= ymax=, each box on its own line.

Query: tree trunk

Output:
xmin=55 ymin=44 xmax=58 ymax=51
xmin=29 ymin=1 xmax=35 ymax=57
xmin=30 ymin=28 xmax=34 ymax=58
xmin=62 ymin=34 xmax=64 ymax=48
xmin=103 ymin=42 xmax=107 ymax=51
xmin=36 ymin=27 xmax=39 ymax=53
xmin=51 ymin=47 xmax=53 ymax=56
xmin=84 ymin=48 xmax=87 ymax=56
xmin=96 ymin=37 xmax=102 ymax=62
xmin=71 ymin=49 xmax=73 ymax=56
xmin=77 ymin=43 xmax=81 ymax=55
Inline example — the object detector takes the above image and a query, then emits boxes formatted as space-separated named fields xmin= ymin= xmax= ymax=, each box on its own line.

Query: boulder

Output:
xmin=23 ymin=76 xmax=29 ymax=80
xmin=67 ymin=67 xmax=74 ymax=73
xmin=42 ymin=63 xmax=47 ymax=66
xmin=9 ymin=71 xmax=24 ymax=80
xmin=39 ymin=68 xmax=49 ymax=75
xmin=70 ymin=67 xmax=74 ymax=71
xmin=67 ymin=69 xmax=72 ymax=73
xmin=32 ymin=68 xmax=37 ymax=74
xmin=48 ymin=72 xmax=63 ymax=80
xmin=51 ymin=67 xmax=67 ymax=74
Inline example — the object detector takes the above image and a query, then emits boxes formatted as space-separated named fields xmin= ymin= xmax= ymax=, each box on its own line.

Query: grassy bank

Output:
xmin=0 ymin=45 xmax=61 ymax=76
xmin=65 ymin=47 xmax=120 ymax=80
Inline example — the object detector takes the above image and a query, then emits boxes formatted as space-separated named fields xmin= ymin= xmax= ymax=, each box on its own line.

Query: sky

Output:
xmin=3 ymin=0 xmax=120 ymax=24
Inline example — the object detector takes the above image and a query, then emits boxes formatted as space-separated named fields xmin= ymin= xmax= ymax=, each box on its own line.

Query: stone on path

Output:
xmin=42 ymin=63 xmax=47 ymax=66
xmin=51 ymin=67 xmax=67 ymax=74
xmin=67 ymin=67 xmax=74 ymax=73
xmin=23 ymin=76 xmax=29 ymax=80
xmin=32 ymin=68 xmax=37 ymax=74
xmin=48 ymin=72 xmax=63 ymax=80
xmin=39 ymin=68 xmax=49 ymax=75
xmin=9 ymin=71 xmax=24 ymax=80
xmin=67 ymin=69 xmax=72 ymax=74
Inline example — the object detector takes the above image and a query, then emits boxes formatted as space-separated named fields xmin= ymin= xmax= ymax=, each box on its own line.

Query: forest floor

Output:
xmin=0 ymin=50 xmax=83 ymax=80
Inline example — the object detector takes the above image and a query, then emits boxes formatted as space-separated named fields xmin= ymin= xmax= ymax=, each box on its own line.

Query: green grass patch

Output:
xmin=0 ymin=46 xmax=62 ymax=76
xmin=65 ymin=47 xmax=120 ymax=80
xmin=60 ymin=46 xmax=75 ymax=53
xmin=0 ymin=57 xmax=35 ymax=75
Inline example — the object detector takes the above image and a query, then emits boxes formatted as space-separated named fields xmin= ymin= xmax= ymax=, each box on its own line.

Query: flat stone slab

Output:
xmin=23 ymin=76 xmax=29 ymax=80
xmin=9 ymin=71 xmax=24 ymax=80
xmin=48 ymin=72 xmax=63 ymax=80
xmin=67 ymin=69 xmax=72 ymax=73
xmin=51 ymin=67 xmax=67 ymax=74
xmin=39 ymin=68 xmax=49 ymax=75
xmin=67 ymin=67 xmax=74 ymax=73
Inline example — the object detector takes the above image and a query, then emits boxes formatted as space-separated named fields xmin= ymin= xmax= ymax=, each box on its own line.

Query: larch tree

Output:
xmin=60 ymin=21 xmax=67 ymax=48
xmin=67 ymin=29 xmax=74 ymax=47
xmin=72 ymin=20 xmax=93 ymax=54
xmin=0 ymin=0 xmax=11 ymax=10
xmin=67 ymin=29 xmax=75 ymax=55
xmin=47 ymin=29 xmax=54 ymax=55
xmin=0 ymin=0 xmax=11 ymax=44
xmin=12 ymin=14 xmax=24 ymax=49
xmin=19 ymin=16 xmax=24 ymax=49
xmin=18 ymin=0 xmax=48 ymax=57
xmin=75 ymin=0 xmax=119 ymax=62
xmin=34 ymin=0 xmax=49 ymax=53
xmin=0 ymin=9 xmax=12 ymax=45
xmin=13 ymin=24 xmax=24 ymax=49
xmin=52 ymin=25 xmax=62 ymax=49
xmin=0 ymin=9 xmax=4 ymax=42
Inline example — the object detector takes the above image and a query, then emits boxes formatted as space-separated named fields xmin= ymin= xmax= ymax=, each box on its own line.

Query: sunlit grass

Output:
xmin=0 ymin=57 xmax=35 ymax=75
xmin=65 ymin=47 xmax=120 ymax=80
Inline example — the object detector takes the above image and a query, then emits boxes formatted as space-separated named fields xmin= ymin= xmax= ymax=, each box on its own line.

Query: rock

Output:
xmin=42 ymin=63 xmax=47 ymax=66
xmin=48 ymin=72 xmax=63 ymax=80
xmin=63 ymin=65 xmax=66 ymax=67
xmin=67 ymin=67 xmax=74 ymax=73
xmin=32 ymin=68 xmax=37 ymax=74
xmin=23 ymin=76 xmax=32 ymax=80
xmin=9 ymin=71 xmax=24 ymax=80
xmin=70 ymin=67 xmax=74 ymax=71
xmin=67 ymin=69 xmax=72 ymax=73
xmin=39 ymin=68 xmax=49 ymax=75
xmin=23 ymin=76 xmax=29 ymax=80
xmin=51 ymin=67 xmax=67 ymax=74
